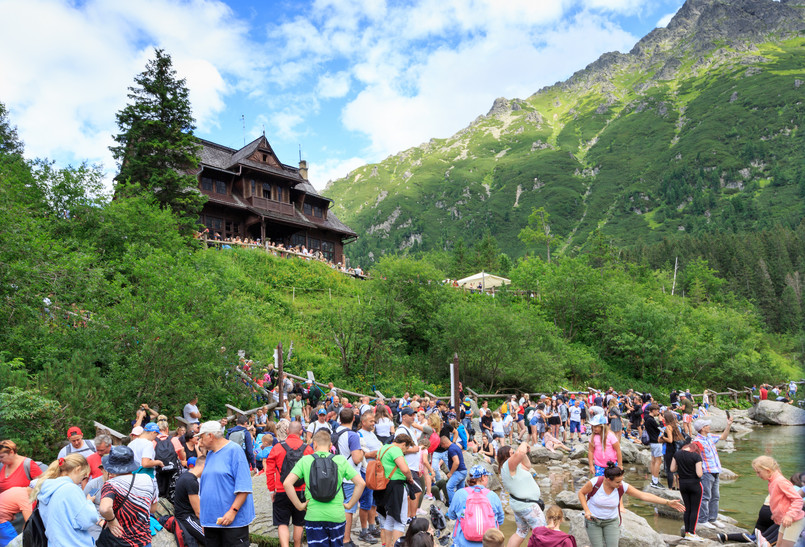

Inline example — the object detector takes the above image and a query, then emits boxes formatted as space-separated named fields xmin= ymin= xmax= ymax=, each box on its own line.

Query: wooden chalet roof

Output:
xmin=197 ymin=136 xmax=357 ymax=238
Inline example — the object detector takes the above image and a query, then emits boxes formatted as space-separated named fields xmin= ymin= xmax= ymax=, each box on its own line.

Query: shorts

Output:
xmin=204 ymin=525 xmax=250 ymax=546
xmin=570 ymin=421 xmax=581 ymax=433
xmin=779 ymin=516 xmax=805 ymax=542
xmin=517 ymin=415 xmax=524 ymax=422
xmin=409 ymin=471 xmax=423 ymax=494
xmin=359 ymin=471 xmax=374 ymax=510
xmin=343 ymin=482 xmax=358 ymax=514
xmin=305 ymin=520 xmax=346 ymax=547
xmin=650 ymin=443 xmax=664 ymax=458
xmin=548 ymin=416 xmax=560 ymax=426
xmin=380 ymin=493 xmax=408 ymax=532
xmin=683 ymin=414 xmax=693 ymax=423
xmin=513 ymin=502 xmax=546 ymax=537
xmin=273 ymin=491 xmax=306 ymax=527
xmin=594 ymin=465 xmax=606 ymax=477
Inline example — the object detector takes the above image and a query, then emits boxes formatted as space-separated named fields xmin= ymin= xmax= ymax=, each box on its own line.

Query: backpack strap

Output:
xmin=23 ymin=458 xmax=31 ymax=481
xmin=378 ymin=446 xmax=398 ymax=479
xmin=585 ymin=476 xmax=605 ymax=501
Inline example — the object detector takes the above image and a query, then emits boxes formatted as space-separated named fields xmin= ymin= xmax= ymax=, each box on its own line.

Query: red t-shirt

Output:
xmin=0 ymin=459 xmax=43 ymax=493
xmin=86 ymin=452 xmax=104 ymax=479
xmin=760 ymin=388 xmax=768 ymax=400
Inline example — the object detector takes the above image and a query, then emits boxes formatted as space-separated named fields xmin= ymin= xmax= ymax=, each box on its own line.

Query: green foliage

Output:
xmin=519 ymin=207 xmax=554 ymax=262
xmin=110 ymin=48 xmax=205 ymax=227
xmin=0 ymin=387 xmax=64 ymax=461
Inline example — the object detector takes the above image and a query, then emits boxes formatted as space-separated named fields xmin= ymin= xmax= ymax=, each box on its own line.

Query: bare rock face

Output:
xmin=554 ymin=489 xmax=583 ymax=509
xmin=641 ymin=484 xmax=684 ymax=519
xmin=529 ymin=445 xmax=565 ymax=464
xmin=749 ymin=400 xmax=805 ymax=425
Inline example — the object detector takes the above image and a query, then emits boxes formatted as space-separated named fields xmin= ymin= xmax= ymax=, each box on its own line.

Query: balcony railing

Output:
xmin=247 ymin=196 xmax=295 ymax=216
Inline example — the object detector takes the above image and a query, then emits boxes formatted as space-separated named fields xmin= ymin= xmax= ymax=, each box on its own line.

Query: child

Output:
xmin=482 ymin=529 xmax=504 ymax=547
xmin=492 ymin=412 xmax=505 ymax=440
xmin=528 ymin=505 xmax=577 ymax=547
xmin=542 ymin=431 xmax=573 ymax=453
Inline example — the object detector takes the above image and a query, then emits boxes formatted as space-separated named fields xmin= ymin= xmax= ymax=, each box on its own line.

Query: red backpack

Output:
xmin=457 ymin=486 xmax=497 ymax=542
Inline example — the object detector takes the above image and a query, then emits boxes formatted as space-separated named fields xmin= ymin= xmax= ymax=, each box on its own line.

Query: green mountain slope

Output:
xmin=326 ymin=0 xmax=805 ymax=264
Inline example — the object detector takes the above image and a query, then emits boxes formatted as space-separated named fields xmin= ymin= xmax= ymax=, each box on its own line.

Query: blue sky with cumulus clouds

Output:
xmin=0 ymin=0 xmax=683 ymax=190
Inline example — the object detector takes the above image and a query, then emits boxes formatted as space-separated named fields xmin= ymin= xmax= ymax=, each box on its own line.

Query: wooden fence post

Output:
xmin=278 ymin=342 xmax=284 ymax=411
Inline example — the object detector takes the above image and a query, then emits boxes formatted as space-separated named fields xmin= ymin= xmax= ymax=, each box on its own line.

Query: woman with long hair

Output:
xmin=375 ymin=405 xmax=396 ymax=445
xmin=670 ymin=441 xmax=703 ymax=541
xmin=31 ymin=454 xmax=99 ymax=546
xmin=661 ymin=410 xmax=685 ymax=489
xmin=606 ymin=399 xmax=623 ymax=441
xmin=587 ymin=415 xmax=621 ymax=477
xmin=752 ymin=456 xmax=805 ymax=547
xmin=548 ymin=400 xmax=561 ymax=440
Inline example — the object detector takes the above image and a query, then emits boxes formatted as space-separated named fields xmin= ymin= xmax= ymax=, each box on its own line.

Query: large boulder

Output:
xmin=554 ymin=489 xmax=583 ymax=510
xmin=566 ymin=507 xmax=664 ymax=547
xmin=463 ymin=452 xmax=502 ymax=492
xmin=641 ymin=484 xmax=683 ymax=519
xmin=748 ymin=401 xmax=805 ymax=425
xmin=619 ymin=438 xmax=647 ymax=463
xmin=529 ymin=445 xmax=565 ymax=464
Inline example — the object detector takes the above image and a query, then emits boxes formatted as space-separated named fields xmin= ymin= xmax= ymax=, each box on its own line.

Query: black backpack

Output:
xmin=22 ymin=506 xmax=47 ymax=547
xmin=279 ymin=442 xmax=307 ymax=488
xmin=308 ymin=453 xmax=341 ymax=502
xmin=154 ymin=437 xmax=181 ymax=472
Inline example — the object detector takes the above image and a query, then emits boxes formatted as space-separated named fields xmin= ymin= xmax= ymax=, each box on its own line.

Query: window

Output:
xmin=303 ymin=202 xmax=312 ymax=215
xmin=276 ymin=186 xmax=283 ymax=202
xmin=321 ymin=241 xmax=335 ymax=262
xmin=250 ymin=180 xmax=256 ymax=196
xmin=291 ymin=233 xmax=306 ymax=248
xmin=262 ymin=183 xmax=272 ymax=199
xmin=201 ymin=177 xmax=214 ymax=191
xmin=215 ymin=180 xmax=227 ymax=194
xmin=308 ymin=238 xmax=320 ymax=251
xmin=313 ymin=206 xmax=323 ymax=218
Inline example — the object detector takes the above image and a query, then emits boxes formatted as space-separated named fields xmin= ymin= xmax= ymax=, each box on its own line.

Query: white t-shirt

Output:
xmin=587 ymin=478 xmax=629 ymax=520
xmin=128 ymin=437 xmax=156 ymax=466
xmin=375 ymin=418 xmax=393 ymax=438
xmin=183 ymin=403 xmax=200 ymax=424
xmin=359 ymin=429 xmax=383 ymax=472
xmin=306 ymin=420 xmax=332 ymax=436
xmin=492 ymin=419 xmax=505 ymax=436
xmin=336 ymin=426 xmax=363 ymax=482
xmin=569 ymin=406 xmax=582 ymax=422
xmin=57 ymin=440 xmax=96 ymax=459
xmin=395 ymin=424 xmax=421 ymax=472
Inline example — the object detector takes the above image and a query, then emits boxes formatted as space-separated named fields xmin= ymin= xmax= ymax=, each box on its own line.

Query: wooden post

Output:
xmin=671 ymin=256 xmax=678 ymax=296
xmin=277 ymin=342 xmax=284 ymax=412
xmin=292 ymin=287 xmax=295 ymax=302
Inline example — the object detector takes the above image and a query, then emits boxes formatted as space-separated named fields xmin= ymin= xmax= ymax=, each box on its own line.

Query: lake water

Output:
xmin=496 ymin=425 xmax=805 ymax=538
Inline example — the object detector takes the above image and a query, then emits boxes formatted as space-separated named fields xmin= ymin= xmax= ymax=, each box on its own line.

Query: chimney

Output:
xmin=299 ymin=160 xmax=308 ymax=180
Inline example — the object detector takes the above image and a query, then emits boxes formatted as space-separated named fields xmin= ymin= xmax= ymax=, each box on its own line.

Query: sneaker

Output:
xmin=712 ymin=521 xmax=725 ymax=529
xmin=684 ymin=533 xmax=705 ymax=542
xmin=756 ymin=528 xmax=772 ymax=547
xmin=416 ymin=508 xmax=428 ymax=516
xmin=358 ymin=532 xmax=378 ymax=544
xmin=426 ymin=493 xmax=434 ymax=500
xmin=697 ymin=522 xmax=714 ymax=529
xmin=369 ymin=528 xmax=382 ymax=538
xmin=649 ymin=482 xmax=663 ymax=489
xmin=716 ymin=532 xmax=728 ymax=543
xmin=344 ymin=541 xmax=358 ymax=547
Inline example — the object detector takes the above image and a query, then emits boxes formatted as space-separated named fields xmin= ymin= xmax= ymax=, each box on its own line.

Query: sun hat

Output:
xmin=130 ymin=426 xmax=144 ymax=436
xmin=693 ymin=419 xmax=711 ymax=432
xmin=589 ymin=414 xmax=608 ymax=426
xmin=198 ymin=421 xmax=223 ymax=436
xmin=102 ymin=446 xmax=139 ymax=475
xmin=67 ymin=426 xmax=82 ymax=438
xmin=468 ymin=464 xmax=491 ymax=479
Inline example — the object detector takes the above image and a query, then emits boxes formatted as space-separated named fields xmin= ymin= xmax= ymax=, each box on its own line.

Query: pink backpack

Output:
xmin=457 ymin=486 xmax=497 ymax=541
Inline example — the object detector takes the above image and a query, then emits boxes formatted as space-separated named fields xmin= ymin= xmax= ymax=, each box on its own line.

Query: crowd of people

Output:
xmin=0 ymin=378 xmax=802 ymax=547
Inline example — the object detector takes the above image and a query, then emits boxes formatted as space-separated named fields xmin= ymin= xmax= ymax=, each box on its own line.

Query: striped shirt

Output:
xmin=101 ymin=474 xmax=157 ymax=546
xmin=695 ymin=433 xmax=722 ymax=474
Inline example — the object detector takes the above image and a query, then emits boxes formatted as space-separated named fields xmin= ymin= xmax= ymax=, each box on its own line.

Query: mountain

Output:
xmin=325 ymin=0 xmax=805 ymax=265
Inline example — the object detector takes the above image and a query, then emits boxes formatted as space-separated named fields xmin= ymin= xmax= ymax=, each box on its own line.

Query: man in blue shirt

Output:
xmin=441 ymin=436 xmax=467 ymax=503
xmin=198 ymin=421 xmax=255 ymax=547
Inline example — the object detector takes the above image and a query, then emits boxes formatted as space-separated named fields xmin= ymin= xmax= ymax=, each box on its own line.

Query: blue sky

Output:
xmin=0 ymin=0 xmax=684 ymax=191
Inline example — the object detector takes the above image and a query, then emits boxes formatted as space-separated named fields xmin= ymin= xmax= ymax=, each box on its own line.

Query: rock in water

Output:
xmin=567 ymin=507 xmax=664 ymax=547
xmin=554 ymin=489 xmax=583 ymax=509
xmin=641 ymin=484 xmax=683 ymax=520
xmin=748 ymin=401 xmax=805 ymax=425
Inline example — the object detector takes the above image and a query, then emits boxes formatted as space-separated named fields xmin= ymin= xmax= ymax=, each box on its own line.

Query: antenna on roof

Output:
xmin=241 ymin=114 xmax=245 ymax=146
xmin=298 ymin=144 xmax=302 ymax=163
xmin=262 ymin=124 xmax=265 ymax=137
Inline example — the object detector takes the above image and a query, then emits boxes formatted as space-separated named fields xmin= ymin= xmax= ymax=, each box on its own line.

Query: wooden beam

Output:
xmin=466 ymin=387 xmax=480 ymax=399
xmin=94 ymin=421 xmax=126 ymax=445
xmin=423 ymin=389 xmax=448 ymax=400
xmin=374 ymin=390 xmax=385 ymax=399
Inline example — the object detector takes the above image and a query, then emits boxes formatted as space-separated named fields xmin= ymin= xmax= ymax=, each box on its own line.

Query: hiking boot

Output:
xmin=358 ymin=531 xmax=378 ymax=545
xmin=369 ymin=528 xmax=382 ymax=538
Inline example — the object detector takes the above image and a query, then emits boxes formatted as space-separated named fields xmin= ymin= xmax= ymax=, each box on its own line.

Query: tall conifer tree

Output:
xmin=110 ymin=49 xmax=205 ymax=224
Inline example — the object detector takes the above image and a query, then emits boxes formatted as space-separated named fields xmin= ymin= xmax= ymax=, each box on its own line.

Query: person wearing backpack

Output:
xmin=282 ymin=429 xmax=366 ymax=547
xmin=227 ymin=415 xmax=256 ymax=470
xmin=0 ymin=440 xmax=43 ymax=494
xmin=447 ymin=465 xmax=504 ymax=547
xmin=265 ymin=421 xmax=314 ymax=547
xmin=577 ymin=462 xmax=684 ymax=547
xmin=56 ymin=426 xmax=96 ymax=460
xmin=333 ymin=408 xmax=368 ymax=547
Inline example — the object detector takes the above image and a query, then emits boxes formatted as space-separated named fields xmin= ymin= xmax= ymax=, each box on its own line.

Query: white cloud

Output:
xmin=581 ymin=0 xmax=646 ymax=14
xmin=316 ymin=72 xmax=351 ymax=99
xmin=311 ymin=156 xmax=369 ymax=192
xmin=656 ymin=12 xmax=676 ymax=28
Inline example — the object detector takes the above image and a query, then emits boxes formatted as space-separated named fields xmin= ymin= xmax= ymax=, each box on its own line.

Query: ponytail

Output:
xmin=30 ymin=454 xmax=89 ymax=502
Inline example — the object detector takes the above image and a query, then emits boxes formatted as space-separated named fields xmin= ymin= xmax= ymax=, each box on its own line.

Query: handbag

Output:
xmin=96 ymin=475 xmax=137 ymax=547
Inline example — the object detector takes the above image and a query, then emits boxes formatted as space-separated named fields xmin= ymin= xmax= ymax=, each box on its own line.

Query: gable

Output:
xmin=248 ymin=146 xmax=281 ymax=168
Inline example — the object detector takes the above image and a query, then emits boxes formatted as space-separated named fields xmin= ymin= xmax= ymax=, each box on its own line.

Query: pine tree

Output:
xmin=110 ymin=48 xmax=205 ymax=225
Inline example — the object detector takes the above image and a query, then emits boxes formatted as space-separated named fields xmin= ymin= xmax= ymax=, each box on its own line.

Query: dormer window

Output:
xmin=215 ymin=181 xmax=227 ymax=194
xmin=262 ymin=154 xmax=267 ymax=162
xmin=313 ymin=206 xmax=323 ymax=218
xmin=303 ymin=202 xmax=312 ymax=215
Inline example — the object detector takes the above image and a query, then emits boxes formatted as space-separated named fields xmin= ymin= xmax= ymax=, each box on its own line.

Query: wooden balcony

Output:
xmin=247 ymin=196 xmax=295 ymax=216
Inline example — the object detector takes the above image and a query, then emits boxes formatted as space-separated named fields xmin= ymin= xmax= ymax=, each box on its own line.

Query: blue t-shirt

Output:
xmin=457 ymin=425 xmax=468 ymax=450
xmin=446 ymin=443 xmax=466 ymax=472
xmin=199 ymin=441 xmax=255 ymax=528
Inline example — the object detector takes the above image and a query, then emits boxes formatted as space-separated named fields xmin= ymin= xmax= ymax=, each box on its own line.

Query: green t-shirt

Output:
xmin=289 ymin=399 xmax=304 ymax=417
xmin=680 ymin=399 xmax=694 ymax=414
xmin=291 ymin=451 xmax=357 ymax=522
xmin=379 ymin=445 xmax=406 ymax=481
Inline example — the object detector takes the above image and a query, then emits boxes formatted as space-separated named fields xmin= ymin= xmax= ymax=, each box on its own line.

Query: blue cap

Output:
xmin=318 ymin=408 xmax=327 ymax=415
xmin=468 ymin=465 xmax=491 ymax=479
xmin=143 ymin=423 xmax=160 ymax=433
xmin=187 ymin=457 xmax=197 ymax=468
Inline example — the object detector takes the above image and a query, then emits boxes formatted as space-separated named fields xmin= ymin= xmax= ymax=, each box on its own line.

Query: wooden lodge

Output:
xmin=194 ymin=135 xmax=357 ymax=264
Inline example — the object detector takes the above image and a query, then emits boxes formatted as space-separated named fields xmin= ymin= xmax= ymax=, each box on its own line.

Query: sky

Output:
xmin=0 ymin=0 xmax=685 ymax=191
